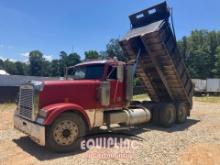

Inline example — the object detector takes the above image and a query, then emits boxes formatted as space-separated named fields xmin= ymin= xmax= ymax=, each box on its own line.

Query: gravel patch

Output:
xmin=0 ymin=101 xmax=220 ymax=165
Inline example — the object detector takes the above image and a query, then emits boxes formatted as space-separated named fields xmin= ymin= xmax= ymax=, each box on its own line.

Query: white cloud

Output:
xmin=9 ymin=58 xmax=17 ymax=62
xmin=0 ymin=56 xmax=17 ymax=62
xmin=20 ymin=52 xmax=30 ymax=62
xmin=44 ymin=55 xmax=53 ymax=61
xmin=0 ymin=56 xmax=6 ymax=60
xmin=21 ymin=52 xmax=30 ymax=57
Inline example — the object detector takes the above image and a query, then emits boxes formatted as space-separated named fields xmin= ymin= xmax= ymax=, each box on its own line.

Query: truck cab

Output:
xmin=65 ymin=59 xmax=127 ymax=109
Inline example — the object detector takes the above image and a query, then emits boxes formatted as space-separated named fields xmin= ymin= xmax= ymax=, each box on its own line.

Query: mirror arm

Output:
xmin=64 ymin=67 xmax=68 ymax=80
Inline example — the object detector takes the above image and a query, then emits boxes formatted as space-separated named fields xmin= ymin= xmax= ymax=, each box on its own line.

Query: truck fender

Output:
xmin=43 ymin=103 xmax=91 ymax=129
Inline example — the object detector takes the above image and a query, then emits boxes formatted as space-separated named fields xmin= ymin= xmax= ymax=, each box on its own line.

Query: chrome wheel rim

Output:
xmin=53 ymin=120 xmax=79 ymax=146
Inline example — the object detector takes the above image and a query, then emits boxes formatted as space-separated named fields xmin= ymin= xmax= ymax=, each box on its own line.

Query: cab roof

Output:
xmin=75 ymin=59 xmax=125 ymax=67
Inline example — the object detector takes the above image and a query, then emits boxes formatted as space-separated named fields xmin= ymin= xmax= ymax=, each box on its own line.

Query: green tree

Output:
xmin=59 ymin=51 xmax=81 ymax=76
xmin=178 ymin=30 xmax=220 ymax=78
xmin=50 ymin=59 xmax=61 ymax=77
xmin=29 ymin=50 xmax=44 ymax=76
xmin=42 ymin=60 xmax=52 ymax=77
xmin=67 ymin=53 xmax=81 ymax=66
xmin=214 ymin=45 xmax=220 ymax=76
xmin=106 ymin=39 xmax=127 ymax=61
xmin=0 ymin=59 xmax=4 ymax=69
xmin=59 ymin=51 xmax=68 ymax=75
xmin=14 ymin=61 xmax=28 ymax=75
xmin=84 ymin=50 xmax=100 ymax=60
xmin=3 ymin=59 xmax=17 ymax=74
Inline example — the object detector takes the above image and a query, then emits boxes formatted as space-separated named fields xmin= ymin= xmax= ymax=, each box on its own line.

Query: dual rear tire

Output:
xmin=176 ymin=103 xmax=188 ymax=124
xmin=152 ymin=102 xmax=188 ymax=128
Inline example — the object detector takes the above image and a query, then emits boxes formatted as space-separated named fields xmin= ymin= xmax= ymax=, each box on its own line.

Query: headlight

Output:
xmin=31 ymin=80 xmax=44 ymax=91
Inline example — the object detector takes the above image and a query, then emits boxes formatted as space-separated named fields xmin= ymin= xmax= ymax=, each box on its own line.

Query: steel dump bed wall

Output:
xmin=120 ymin=5 xmax=193 ymax=108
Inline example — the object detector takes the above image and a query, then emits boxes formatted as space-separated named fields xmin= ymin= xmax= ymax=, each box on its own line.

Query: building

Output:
xmin=0 ymin=75 xmax=59 ymax=102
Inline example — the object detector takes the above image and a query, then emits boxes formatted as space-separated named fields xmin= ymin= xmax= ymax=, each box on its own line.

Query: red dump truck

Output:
xmin=14 ymin=2 xmax=193 ymax=152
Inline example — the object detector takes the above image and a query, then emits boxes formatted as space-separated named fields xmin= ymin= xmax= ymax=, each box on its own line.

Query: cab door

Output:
xmin=106 ymin=65 xmax=125 ymax=108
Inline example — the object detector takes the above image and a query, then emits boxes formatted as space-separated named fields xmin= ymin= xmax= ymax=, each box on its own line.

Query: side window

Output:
xmin=107 ymin=66 xmax=117 ymax=80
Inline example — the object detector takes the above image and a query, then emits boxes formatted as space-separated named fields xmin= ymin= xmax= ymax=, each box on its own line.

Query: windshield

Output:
xmin=68 ymin=64 xmax=104 ymax=80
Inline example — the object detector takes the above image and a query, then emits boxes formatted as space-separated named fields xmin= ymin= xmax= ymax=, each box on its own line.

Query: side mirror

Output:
xmin=97 ymin=81 xmax=110 ymax=106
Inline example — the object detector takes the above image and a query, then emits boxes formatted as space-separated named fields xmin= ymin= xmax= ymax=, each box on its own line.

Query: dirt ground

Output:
xmin=0 ymin=99 xmax=220 ymax=165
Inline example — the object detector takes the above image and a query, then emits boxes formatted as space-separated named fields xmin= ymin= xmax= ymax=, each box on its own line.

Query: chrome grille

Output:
xmin=19 ymin=85 xmax=34 ymax=120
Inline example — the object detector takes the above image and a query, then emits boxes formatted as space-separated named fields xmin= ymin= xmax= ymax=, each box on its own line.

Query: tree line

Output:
xmin=0 ymin=39 xmax=124 ymax=77
xmin=178 ymin=30 xmax=220 ymax=78
xmin=0 ymin=30 xmax=220 ymax=78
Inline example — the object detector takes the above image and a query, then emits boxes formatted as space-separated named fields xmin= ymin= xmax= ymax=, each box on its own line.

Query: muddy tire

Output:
xmin=159 ymin=103 xmax=176 ymax=128
xmin=176 ymin=103 xmax=187 ymax=124
xmin=46 ymin=112 xmax=87 ymax=153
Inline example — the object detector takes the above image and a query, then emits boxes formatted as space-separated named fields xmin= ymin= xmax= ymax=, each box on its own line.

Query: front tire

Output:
xmin=46 ymin=112 xmax=87 ymax=152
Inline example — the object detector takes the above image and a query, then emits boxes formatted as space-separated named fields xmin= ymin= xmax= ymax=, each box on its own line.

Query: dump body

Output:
xmin=120 ymin=2 xmax=193 ymax=109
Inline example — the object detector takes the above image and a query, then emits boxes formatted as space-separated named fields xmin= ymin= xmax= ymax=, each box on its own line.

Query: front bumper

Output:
xmin=14 ymin=115 xmax=45 ymax=146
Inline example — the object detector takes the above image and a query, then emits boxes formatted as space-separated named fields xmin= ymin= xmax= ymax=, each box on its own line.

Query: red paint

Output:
xmin=39 ymin=60 xmax=126 ymax=126
xmin=40 ymin=80 xmax=102 ymax=109
xmin=109 ymin=79 xmax=124 ymax=107
xmin=43 ymin=103 xmax=91 ymax=128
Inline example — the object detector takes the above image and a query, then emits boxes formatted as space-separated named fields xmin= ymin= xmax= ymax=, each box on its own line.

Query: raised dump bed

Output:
xmin=120 ymin=2 xmax=193 ymax=109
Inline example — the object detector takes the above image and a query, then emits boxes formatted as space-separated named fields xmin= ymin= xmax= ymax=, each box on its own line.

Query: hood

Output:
xmin=39 ymin=79 xmax=101 ymax=109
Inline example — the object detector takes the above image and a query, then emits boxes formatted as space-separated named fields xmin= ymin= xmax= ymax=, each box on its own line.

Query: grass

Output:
xmin=193 ymin=96 xmax=220 ymax=103
xmin=133 ymin=94 xmax=150 ymax=101
xmin=0 ymin=103 xmax=16 ymax=111
xmin=133 ymin=94 xmax=220 ymax=104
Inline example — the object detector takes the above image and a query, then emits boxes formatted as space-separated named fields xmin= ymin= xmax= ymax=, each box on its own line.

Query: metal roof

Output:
xmin=0 ymin=75 xmax=59 ymax=86
xmin=75 ymin=59 xmax=125 ymax=67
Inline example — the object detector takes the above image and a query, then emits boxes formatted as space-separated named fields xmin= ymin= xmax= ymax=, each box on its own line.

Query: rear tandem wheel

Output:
xmin=151 ymin=102 xmax=176 ymax=128
xmin=175 ymin=102 xmax=188 ymax=124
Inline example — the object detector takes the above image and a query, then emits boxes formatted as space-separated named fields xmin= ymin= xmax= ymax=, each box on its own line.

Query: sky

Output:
xmin=0 ymin=0 xmax=219 ymax=62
